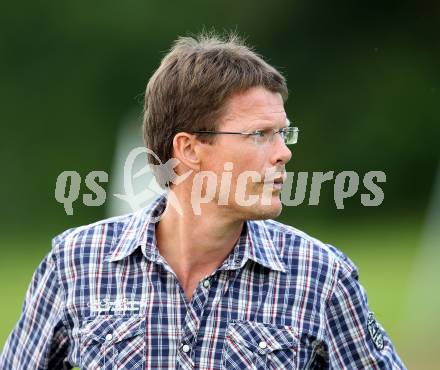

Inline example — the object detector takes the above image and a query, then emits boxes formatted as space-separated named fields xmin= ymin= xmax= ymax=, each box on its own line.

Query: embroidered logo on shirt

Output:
xmin=89 ymin=299 xmax=145 ymax=313
xmin=367 ymin=312 xmax=384 ymax=350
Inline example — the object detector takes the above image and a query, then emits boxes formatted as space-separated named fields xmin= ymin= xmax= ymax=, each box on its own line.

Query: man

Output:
xmin=1 ymin=32 xmax=406 ymax=369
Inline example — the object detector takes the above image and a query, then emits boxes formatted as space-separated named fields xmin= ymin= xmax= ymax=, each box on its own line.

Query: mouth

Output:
xmin=272 ymin=181 xmax=283 ymax=191
xmin=263 ymin=174 xmax=286 ymax=191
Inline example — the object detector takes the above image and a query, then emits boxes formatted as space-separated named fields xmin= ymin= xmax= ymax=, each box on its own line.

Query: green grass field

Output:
xmin=0 ymin=214 xmax=431 ymax=368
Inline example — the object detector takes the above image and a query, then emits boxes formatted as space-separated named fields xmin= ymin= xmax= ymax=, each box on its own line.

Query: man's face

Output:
xmin=199 ymin=86 xmax=292 ymax=220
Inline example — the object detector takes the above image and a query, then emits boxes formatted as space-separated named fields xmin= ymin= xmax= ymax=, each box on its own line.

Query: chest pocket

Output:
xmin=222 ymin=321 xmax=299 ymax=370
xmin=80 ymin=315 xmax=146 ymax=370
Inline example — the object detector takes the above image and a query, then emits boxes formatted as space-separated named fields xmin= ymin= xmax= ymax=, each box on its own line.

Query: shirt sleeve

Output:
xmin=0 ymin=251 xmax=71 ymax=369
xmin=324 ymin=255 xmax=407 ymax=369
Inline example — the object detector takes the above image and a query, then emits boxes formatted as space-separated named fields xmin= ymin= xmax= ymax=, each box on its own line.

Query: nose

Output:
xmin=272 ymin=134 xmax=292 ymax=165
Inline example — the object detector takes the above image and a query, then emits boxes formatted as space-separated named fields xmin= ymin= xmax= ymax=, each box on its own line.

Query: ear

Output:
xmin=172 ymin=132 xmax=202 ymax=172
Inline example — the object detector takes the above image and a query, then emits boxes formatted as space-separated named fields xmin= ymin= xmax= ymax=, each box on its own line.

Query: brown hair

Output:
xmin=143 ymin=31 xmax=288 ymax=187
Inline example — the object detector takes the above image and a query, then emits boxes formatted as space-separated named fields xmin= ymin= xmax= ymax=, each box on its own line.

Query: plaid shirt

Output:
xmin=1 ymin=193 xmax=405 ymax=369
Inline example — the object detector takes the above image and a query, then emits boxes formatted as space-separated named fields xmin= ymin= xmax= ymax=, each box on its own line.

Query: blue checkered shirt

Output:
xmin=1 ymin=193 xmax=406 ymax=369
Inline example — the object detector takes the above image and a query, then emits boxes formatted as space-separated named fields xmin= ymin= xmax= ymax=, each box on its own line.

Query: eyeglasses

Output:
xmin=190 ymin=126 xmax=299 ymax=145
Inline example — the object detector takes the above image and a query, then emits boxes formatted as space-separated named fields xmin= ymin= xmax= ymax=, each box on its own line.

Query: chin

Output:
xmin=247 ymin=200 xmax=283 ymax=220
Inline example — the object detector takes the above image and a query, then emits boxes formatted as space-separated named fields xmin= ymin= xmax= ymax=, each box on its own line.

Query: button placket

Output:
xmin=178 ymin=290 xmax=206 ymax=366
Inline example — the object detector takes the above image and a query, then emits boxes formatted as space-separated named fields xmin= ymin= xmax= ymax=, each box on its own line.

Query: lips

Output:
xmin=274 ymin=180 xmax=284 ymax=188
xmin=265 ymin=173 xmax=286 ymax=185
xmin=263 ymin=173 xmax=286 ymax=191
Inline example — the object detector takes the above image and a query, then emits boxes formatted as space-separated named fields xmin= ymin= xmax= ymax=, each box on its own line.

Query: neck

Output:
xmin=155 ymin=189 xmax=244 ymax=298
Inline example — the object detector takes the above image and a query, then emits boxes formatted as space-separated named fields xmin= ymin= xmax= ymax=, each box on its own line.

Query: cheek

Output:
xmin=233 ymin=150 xmax=265 ymax=172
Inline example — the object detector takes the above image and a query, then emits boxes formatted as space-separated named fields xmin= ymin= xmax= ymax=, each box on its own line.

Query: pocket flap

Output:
xmin=82 ymin=315 xmax=145 ymax=345
xmin=227 ymin=321 xmax=298 ymax=354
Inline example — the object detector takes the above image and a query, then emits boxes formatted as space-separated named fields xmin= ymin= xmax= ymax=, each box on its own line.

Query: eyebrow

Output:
xmin=247 ymin=118 xmax=290 ymax=131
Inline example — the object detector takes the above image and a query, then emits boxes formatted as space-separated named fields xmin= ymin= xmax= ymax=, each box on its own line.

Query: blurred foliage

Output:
xmin=0 ymin=0 xmax=438 ymax=235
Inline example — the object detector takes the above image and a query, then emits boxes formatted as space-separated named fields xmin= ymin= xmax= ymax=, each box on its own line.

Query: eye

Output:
xmin=253 ymin=129 xmax=266 ymax=137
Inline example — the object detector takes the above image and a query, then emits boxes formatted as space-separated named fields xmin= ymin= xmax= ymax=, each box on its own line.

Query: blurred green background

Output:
xmin=0 ymin=1 xmax=438 ymax=368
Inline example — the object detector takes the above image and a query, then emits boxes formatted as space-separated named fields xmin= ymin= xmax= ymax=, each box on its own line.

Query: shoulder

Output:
xmin=252 ymin=218 xmax=362 ymax=320
xmin=260 ymin=218 xmax=358 ymax=279
xmin=50 ymin=212 xmax=137 ymax=257
xmin=51 ymin=193 xmax=167 ymax=255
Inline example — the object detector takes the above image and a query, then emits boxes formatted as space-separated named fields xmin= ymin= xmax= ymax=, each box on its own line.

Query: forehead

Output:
xmin=220 ymin=86 xmax=287 ymax=129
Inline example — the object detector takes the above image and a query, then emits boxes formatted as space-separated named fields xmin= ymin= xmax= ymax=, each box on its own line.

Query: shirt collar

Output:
xmin=109 ymin=193 xmax=166 ymax=263
xmin=223 ymin=220 xmax=286 ymax=273
xmin=109 ymin=192 xmax=286 ymax=273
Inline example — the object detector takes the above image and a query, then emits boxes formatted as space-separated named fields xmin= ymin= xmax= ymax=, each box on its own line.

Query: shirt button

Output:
xmin=258 ymin=341 xmax=267 ymax=349
xmin=202 ymin=279 xmax=210 ymax=289
xmin=182 ymin=344 xmax=191 ymax=353
xmin=105 ymin=333 xmax=113 ymax=341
